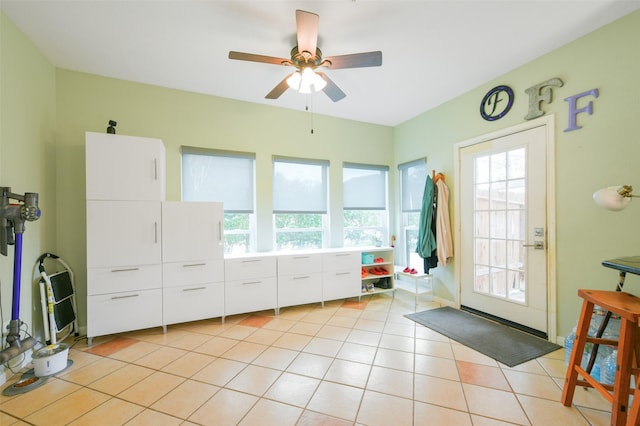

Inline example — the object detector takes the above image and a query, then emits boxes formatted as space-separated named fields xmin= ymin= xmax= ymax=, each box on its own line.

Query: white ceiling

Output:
xmin=2 ymin=1 xmax=639 ymax=127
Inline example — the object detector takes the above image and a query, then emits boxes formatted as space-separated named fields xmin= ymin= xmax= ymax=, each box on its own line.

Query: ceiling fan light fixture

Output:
xmin=286 ymin=71 xmax=302 ymax=90
xmin=297 ymin=68 xmax=326 ymax=94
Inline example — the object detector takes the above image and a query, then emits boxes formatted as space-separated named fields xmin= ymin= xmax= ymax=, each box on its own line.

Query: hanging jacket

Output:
xmin=416 ymin=175 xmax=436 ymax=259
xmin=435 ymin=178 xmax=454 ymax=266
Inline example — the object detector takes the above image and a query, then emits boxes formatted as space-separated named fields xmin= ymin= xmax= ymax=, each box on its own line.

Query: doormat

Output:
xmin=405 ymin=306 xmax=561 ymax=367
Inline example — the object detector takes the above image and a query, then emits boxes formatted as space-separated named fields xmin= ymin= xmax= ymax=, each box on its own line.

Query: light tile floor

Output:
xmin=0 ymin=292 xmax=612 ymax=425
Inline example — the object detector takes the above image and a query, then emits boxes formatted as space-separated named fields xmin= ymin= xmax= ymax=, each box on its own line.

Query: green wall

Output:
xmin=55 ymin=70 xmax=394 ymax=334
xmin=0 ymin=12 xmax=56 ymax=376
xmin=394 ymin=10 xmax=640 ymax=338
xmin=2 ymin=9 xmax=639 ymax=378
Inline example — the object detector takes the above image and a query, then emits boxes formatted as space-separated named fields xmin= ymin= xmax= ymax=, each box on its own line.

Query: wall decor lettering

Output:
xmin=524 ymin=78 xmax=564 ymax=120
xmin=480 ymin=85 xmax=514 ymax=121
xmin=564 ymin=89 xmax=599 ymax=132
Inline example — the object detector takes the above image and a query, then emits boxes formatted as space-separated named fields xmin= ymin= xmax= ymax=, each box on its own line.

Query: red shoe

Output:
xmin=403 ymin=267 xmax=411 ymax=273
xmin=374 ymin=257 xmax=384 ymax=263
xmin=378 ymin=267 xmax=389 ymax=275
xmin=409 ymin=269 xmax=418 ymax=274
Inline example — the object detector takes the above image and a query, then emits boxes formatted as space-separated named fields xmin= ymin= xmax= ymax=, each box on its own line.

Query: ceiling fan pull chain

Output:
xmin=307 ymin=95 xmax=314 ymax=135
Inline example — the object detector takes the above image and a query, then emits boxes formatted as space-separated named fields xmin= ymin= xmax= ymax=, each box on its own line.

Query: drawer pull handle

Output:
xmin=336 ymin=254 xmax=351 ymax=257
xmin=336 ymin=272 xmax=351 ymax=276
xmin=293 ymin=275 xmax=310 ymax=280
xmin=242 ymin=281 xmax=261 ymax=285
xmin=112 ymin=294 xmax=139 ymax=300
xmin=293 ymin=256 xmax=310 ymax=260
xmin=111 ymin=268 xmax=140 ymax=273
xmin=183 ymin=263 xmax=206 ymax=268
xmin=183 ymin=287 xmax=206 ymax=292
xmin=242 ymin=259 xmax=262 ymax=263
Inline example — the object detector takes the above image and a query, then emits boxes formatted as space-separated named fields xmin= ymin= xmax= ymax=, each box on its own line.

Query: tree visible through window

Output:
xmin=273 ymin=157 xmax=329 ymax=250
xmin=181 ymin=147 xmax=256 ymax=254
xmin=343 ymin=163 xmax=389 ymax=247
xmin=398 ymin=158 xmax=427 ymax=269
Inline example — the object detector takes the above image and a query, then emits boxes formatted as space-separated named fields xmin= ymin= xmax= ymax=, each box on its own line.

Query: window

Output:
xmin=398 ymin=158 xmax=427 ymax=268
xmin=273 ymin=156 xmax=329 ymax=250
xmin=181 ymin=147 xmax=256 ymax=254
xmin=343 ymin=162 xmax=389 ymax=247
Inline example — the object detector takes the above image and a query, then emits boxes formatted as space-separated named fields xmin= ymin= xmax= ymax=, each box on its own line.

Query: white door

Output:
xmin=459 ymin=125 xmax=548 ymax=334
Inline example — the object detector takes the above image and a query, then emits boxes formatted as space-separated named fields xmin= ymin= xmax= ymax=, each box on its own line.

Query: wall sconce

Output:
xmin=593 ymin=185 xmax=636 ymax=211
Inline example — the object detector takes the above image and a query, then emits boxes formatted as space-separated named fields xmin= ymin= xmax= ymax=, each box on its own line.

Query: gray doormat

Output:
xmin=405 ymin=306 xmax=561 ymax=367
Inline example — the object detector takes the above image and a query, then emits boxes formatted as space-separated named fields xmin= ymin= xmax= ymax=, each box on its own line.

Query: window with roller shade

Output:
xmin=343 ymin=162 xmax=389 ymax=247
xmin=182 ymin=147 xmax=256 ymax=253
xmin=273 ymin=156 xmax=329 ymax=250
xmin=398 ymin=158 xmax=427 ymax=268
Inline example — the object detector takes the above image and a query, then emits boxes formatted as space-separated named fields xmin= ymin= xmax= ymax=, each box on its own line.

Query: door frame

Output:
xmin=453 ymin=115 xmax=557 ymax=343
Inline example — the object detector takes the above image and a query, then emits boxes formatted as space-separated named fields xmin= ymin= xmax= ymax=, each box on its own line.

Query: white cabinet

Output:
xmin=85 ymin=132 xmax=165 ymax=201
xmin=161 ymin=201 xmax=225 ymax=325
xmin=361 ymin=247 xmax=395 ymax=295
xmin=86 ymin=201 xmax=161 ymax=268
xmin=225 ymin=256 xmax=277 ymax=317
xmin=322 ymin=250 xmax=361 ymax=302
xmin=278 ymin=253 xmax=322 ymax=309
xmin=86 ymin=132 xmax=166 ymax=344
xmin=161 ymin=201 xmax=223 ymax=262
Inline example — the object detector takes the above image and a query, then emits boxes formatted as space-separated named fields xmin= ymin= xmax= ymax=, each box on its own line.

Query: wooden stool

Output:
xmin=562 ymin=289 xmax=640 ymax=425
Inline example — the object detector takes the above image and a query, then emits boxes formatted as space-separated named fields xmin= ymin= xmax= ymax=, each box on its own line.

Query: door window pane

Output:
xmin=473 ymin=148 xmax=527 ymax=304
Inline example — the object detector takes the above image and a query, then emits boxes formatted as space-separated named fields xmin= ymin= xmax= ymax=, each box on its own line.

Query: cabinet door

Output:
xmin=163 ymin=282 xmax=224 ymax=325
xmin=162 ymin=201 xmax=223 ymax=262
xmin=86 ymin=132 xmax=165 ymax=201
xmin=87 ymin=288 xmax=163 ymax=338
xmin=225 ymin=256 xmax=277 ymax=281
xmin=323 ymin=270 xmax=361 ymax=301
xmin=87 ymin=200 xmax=161 ymax=267
xmin=225 ymin=277 xmax=277 ymax=316
xmin=323 ymin=251 xmax=360 ymax=271
xmin=278 ymin=273 xmax=322 ymax=308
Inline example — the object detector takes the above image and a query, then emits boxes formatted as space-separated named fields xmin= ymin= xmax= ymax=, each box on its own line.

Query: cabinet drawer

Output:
xmin=163 ymin=282 xmax=224 ymax=325
xmin=162 ymin=260 xmax=224 ymax=288
xmin=322 ymin=251 xmax=360 ymax=271
xmin=323 ymin=270 xmax=361 ymax=302
xmin=278 ymin=273 xmax=322 ymax=308
xmin=225 ymin=256 xmax=276 ymax=281
xmin=278 ymin=254 xmax=322 ymax=276
xmin=87 ymin=265 xmax=161 ymax=296
xmin=87 ymin=288 xmax=162 ymax=338
xmin=225 ymin=277 xmax=277 ymax=316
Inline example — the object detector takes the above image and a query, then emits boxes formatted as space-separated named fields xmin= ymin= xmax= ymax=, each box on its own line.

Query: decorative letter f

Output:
xmin=524 ymin=78 xmax=564 ymax=120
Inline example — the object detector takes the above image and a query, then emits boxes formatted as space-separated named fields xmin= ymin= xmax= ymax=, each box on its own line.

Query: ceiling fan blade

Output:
xmin=229 ymin=51 xmax=291 ymax=66
xmin=265 ymin=75 xmax=291 ymax=99
xmin=296 ymin=10 xmax=319 ymax=56
xmin=324 ymin=51 xmax=382 ymax=69
xmin=316 ymin=72 xmax=346 ymax=102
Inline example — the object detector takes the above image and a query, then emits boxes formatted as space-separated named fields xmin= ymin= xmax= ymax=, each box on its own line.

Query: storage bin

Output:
xmin=362 ymin=253 xmax=374 ymax=264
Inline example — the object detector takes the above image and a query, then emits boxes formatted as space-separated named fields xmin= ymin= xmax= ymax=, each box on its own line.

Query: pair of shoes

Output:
xmin=370 ymin=267 xmax=388 ymax=275
xmin=402 ymin=267 xmax=418 ymax=274
xmin=374 ymin=257 xmax=384 ymax=263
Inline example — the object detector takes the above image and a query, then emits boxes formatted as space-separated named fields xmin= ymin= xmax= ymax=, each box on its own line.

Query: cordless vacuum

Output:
xmin=0 ymin=187 xmax=41 ymax=364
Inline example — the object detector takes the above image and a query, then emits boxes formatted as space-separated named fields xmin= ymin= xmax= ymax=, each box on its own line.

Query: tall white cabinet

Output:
xmin=86 ymin=132 xmax=166 ymax=344
xmin=161 ymin=201 xmax=225 ymax=325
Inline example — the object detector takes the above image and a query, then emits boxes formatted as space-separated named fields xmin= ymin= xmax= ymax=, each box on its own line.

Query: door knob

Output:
xmin=523 ymin=241 xmax=544 ymax=250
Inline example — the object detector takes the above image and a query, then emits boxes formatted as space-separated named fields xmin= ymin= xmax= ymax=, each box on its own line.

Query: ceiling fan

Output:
xmin=228 ymin=9 xmax=382 ymax=102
